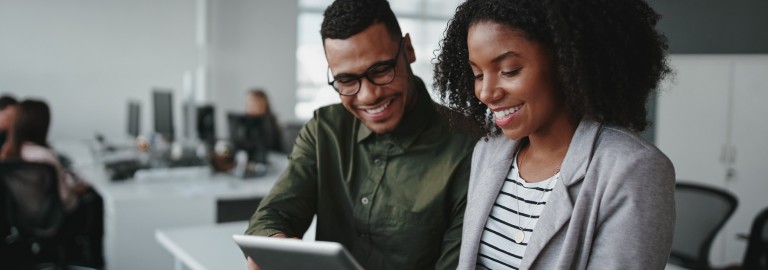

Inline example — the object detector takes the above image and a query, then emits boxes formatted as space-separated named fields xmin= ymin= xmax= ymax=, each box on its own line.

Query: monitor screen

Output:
xmin=197 ymin=105 xmax=215 ymax=143
xmin=127 ymin=101 xmax=140 ymax=137
xmin=227 ymin=113 xmax=267 ymax=163
xmin=153 ymin=90 xmax=174 ymax=140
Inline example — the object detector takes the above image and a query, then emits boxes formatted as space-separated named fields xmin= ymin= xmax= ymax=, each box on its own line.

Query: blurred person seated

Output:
xmin=0 ymin=100 xmax=104 ymax=268
xmin=0 ymin=100 xmax=83 ymax=211
xmin=0 ymin=95 xmax=18 ymax=150
xmin=245 ymin=89 xmax=284 ymax=153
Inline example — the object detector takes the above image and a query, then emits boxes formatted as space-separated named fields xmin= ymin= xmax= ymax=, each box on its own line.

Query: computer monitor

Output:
xmin=197 ymin=105 xmax=215 ymax=144
xmin=127 ymin=102 xmax=140 ymax=138
xmin=227 ymin=113 xmax=267 ymax=163
xmin=153 ymin=90 xmax=174 ymax=141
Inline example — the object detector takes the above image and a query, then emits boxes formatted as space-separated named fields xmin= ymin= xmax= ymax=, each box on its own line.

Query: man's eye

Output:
xmin=370 ymin=66 xmax=392 ymax=76
xmin=337 ymin=78 xmax=357 ymax=84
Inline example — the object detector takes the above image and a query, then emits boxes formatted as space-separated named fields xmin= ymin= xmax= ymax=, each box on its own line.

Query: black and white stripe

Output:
xmin=477 ymin=157 xmax=558 ymax=270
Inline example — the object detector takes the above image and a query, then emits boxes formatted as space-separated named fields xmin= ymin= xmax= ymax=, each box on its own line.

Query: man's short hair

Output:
xmin=321 ymin=0 xmax=402 ymax=43
xmin=0 ymin=96 xmax=18 ymax=110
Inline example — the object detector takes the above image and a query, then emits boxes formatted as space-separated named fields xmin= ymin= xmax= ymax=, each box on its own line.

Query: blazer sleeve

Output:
xmin=586 ymin=150 xmax=676 ymax=270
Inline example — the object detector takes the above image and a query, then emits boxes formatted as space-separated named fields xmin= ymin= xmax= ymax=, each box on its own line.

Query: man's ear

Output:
xmin=403 ymin=33 xmax=416 ymax=64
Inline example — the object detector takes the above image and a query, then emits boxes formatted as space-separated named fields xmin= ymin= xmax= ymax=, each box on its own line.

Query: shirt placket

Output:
xmin=354 ymin=136 xmax=393 ymax=259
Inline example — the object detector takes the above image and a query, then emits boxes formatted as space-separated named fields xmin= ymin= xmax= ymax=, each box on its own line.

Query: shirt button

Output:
xmin=374 ymin=159 xmax=382 ymax=165
xmin=361 ymin=197 xmax=369 ymax=204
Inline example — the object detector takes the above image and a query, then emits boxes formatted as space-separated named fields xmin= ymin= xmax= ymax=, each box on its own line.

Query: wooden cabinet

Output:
xmin=657 ymin=55 xmax=768 ymax=266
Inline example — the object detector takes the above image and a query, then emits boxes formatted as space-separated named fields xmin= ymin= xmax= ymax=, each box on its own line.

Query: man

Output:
xmin=245 ymin=1 xmax=475 ymax=269
xmin=0 ymin=95 xmax=18 ymax=150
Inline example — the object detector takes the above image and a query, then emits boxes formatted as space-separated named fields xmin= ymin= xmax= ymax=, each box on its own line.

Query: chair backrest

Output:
xmin=670 ymin=182 xmax=738 ymax=270
xmin=0 ymin=160 xmax=65 ymax=238
xmin=743 ymin=207 xmax=768 ymax=270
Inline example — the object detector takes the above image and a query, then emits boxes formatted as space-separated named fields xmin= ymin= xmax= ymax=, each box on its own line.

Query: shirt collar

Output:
xmin=356 ymin=76 xmax=436 ymax=150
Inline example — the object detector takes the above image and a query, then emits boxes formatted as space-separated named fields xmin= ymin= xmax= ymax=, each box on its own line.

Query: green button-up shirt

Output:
xmin=246 ymin=77 xmax=475 ymax=270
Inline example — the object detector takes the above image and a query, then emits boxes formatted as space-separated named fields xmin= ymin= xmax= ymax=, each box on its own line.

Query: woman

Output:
xmin=245 ymin=89 xmax=284 ymax=153
xmin=0 ymin=100 xmax=83 ymax=212
xmin=433 ymin=0 xmax=675 ymax=269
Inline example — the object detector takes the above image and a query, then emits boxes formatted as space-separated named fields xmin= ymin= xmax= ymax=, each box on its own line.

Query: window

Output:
xmin=295 ymin=0 xmax=466 ymax=120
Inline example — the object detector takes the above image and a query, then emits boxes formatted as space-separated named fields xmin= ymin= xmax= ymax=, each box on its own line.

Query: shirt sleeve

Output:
xmin=586 ymin=151 xmax=676 ymax=270
xmin=434 ymin=152 xmax=472 ymax=270
xmin=244 ymin=115 xmax=319 ymax=238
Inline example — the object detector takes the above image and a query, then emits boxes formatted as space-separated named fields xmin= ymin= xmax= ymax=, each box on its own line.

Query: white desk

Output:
xmin=156 ymin=221 xmax=249 ymax=270
xmin=157 ymin=219 xmax=685 ymax=270
xmin=156 ymin=218 xmax=316 ymax=270
xmin=52 ymin=141 xmax=287 ymax=270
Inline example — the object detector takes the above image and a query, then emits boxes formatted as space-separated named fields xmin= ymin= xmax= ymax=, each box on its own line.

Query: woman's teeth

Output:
xmin=366 ymin=100 xmax=391 ymax=114
xmin=494 ymin=104 xmax=523 ymax=118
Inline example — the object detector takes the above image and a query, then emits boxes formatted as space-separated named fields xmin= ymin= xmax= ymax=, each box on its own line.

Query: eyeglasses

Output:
xmin=327 ymin=38 xmax=404 ymax=96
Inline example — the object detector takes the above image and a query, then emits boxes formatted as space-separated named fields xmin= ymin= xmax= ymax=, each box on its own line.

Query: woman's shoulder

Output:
xmin=598 ymin=125 xmax=670 ymax=162
xmin=20 ymin=143 xmax=60 ymax=165
xmin=591 ymin=125 xmax=675 ymax=185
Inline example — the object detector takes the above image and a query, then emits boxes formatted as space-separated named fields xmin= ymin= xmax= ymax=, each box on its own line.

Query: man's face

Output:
xmin=0 ymin=106 xmax=16 ymax=132
xmin=325 ymin=23 xmax=417 ymax=134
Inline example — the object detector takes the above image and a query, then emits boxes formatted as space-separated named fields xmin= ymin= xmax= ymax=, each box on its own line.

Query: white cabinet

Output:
xmin=657 ymin=55 xmax=768 ymax=266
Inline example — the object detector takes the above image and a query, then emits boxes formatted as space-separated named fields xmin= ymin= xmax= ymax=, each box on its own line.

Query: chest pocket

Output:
xmin=370 ymin=204 xmax=445 ymax=263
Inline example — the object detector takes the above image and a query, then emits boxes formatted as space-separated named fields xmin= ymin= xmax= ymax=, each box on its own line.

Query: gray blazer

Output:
xmin=457 ymin=119 xmax=676 ymax=270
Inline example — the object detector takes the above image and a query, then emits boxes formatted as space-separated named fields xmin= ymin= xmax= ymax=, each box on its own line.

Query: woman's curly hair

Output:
xmin=433 ymin=0 xmax=671 ymax=139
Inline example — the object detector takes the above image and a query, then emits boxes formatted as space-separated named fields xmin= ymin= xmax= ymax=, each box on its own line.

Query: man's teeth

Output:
xmin=494 ymin=104 xmax=523 ymax=118
xmin=366 ymin=100 xmax=391 ymax=114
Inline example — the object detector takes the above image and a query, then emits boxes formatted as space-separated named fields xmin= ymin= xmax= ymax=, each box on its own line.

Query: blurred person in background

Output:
xmin=0 ymin=99 xmax=104 ymax=268
xmin=0 ymin=95 xmax=18 ymax=150
xmin=0 ymin=99 xmax=82 ymax=212
xmin=245 ymin=89 xmax=284 ymax=153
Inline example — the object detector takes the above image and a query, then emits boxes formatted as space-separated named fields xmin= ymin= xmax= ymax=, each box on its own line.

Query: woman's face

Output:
xmin=246 ymin=94 xmax=267 ymax=117
xmin=467 ymin=21 xmax=567 ymax=141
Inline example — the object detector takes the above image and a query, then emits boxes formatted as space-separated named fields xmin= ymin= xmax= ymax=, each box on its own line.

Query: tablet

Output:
xmin=233 ymin=234 xmax=363 ymax=270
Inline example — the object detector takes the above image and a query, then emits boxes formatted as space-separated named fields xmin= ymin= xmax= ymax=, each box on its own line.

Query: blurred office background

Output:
xmin=1 ymin=0 xmax=767 ymax=269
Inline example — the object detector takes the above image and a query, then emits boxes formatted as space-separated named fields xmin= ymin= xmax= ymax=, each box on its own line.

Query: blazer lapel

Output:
xmin=463 ymin=138 xmax=520 ymax=266
xmin=519 ymin=118 xmax=602 ymax=269
xmin=519 ymin=179 xmax=573 ymax=269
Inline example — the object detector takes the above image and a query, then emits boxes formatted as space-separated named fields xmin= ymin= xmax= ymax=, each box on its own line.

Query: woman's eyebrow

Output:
xmin=491 ymin=51 xmax=521 ymax=63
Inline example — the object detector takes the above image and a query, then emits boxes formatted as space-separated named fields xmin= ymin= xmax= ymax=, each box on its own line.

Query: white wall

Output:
xmin=0 ymin=0 xmax=198 ymax=141
xmin=0 ymin=0 xmax=299 ymax=141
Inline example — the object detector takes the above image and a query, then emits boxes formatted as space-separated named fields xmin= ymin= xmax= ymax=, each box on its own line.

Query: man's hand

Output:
xmin=246 ymin=256 xmax=261 ymax=270
xmin=246 ymin=234 xmax=297 ymax=270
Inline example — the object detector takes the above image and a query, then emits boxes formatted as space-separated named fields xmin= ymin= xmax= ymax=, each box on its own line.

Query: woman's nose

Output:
xmin=475 ymin=76 xmax=503 ymax=104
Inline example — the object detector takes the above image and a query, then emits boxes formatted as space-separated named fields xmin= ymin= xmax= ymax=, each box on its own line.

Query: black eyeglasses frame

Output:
xmin=326 ymin=38 xmax=405 ymax=96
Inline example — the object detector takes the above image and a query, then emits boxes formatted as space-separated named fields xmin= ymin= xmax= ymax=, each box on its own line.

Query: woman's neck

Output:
xmin=518 ymin=114 xmax=577 ymax=182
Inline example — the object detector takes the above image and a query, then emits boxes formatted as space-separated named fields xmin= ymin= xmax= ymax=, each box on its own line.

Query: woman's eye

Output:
xmin=501 ymin=69 xmax=521 ymax=76
xmin=473 ymin=74 xmax=483 ymax=80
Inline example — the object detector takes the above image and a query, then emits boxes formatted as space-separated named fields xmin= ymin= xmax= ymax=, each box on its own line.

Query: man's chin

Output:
xmin=363 ymin=118 xmax=400 ymax=134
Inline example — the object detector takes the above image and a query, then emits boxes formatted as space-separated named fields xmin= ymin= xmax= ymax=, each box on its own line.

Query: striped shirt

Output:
xmin=476 ymin=154 xmax=558 ymax=270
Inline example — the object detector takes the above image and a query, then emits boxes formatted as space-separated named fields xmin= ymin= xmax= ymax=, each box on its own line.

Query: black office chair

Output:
xmin=0 ymin=160 xmax=89 ymax=269
xmin=743 ymin=207 xmax=768 ymax=270
xmin=669 ymin=182 xmax=738 ymax=270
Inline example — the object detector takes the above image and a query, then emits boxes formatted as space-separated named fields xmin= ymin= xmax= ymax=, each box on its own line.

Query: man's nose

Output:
xmin=356 ymin=79 xmax=382 ymax=104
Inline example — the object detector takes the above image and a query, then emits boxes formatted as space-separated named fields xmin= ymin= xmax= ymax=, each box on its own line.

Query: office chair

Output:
xmin=0 ymin=160 xmax=94 ymax=269
xmin=743 ymin=207 xmax=768 ymax=270
xmin=669 ymin=182 xmax=738 ymax=270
